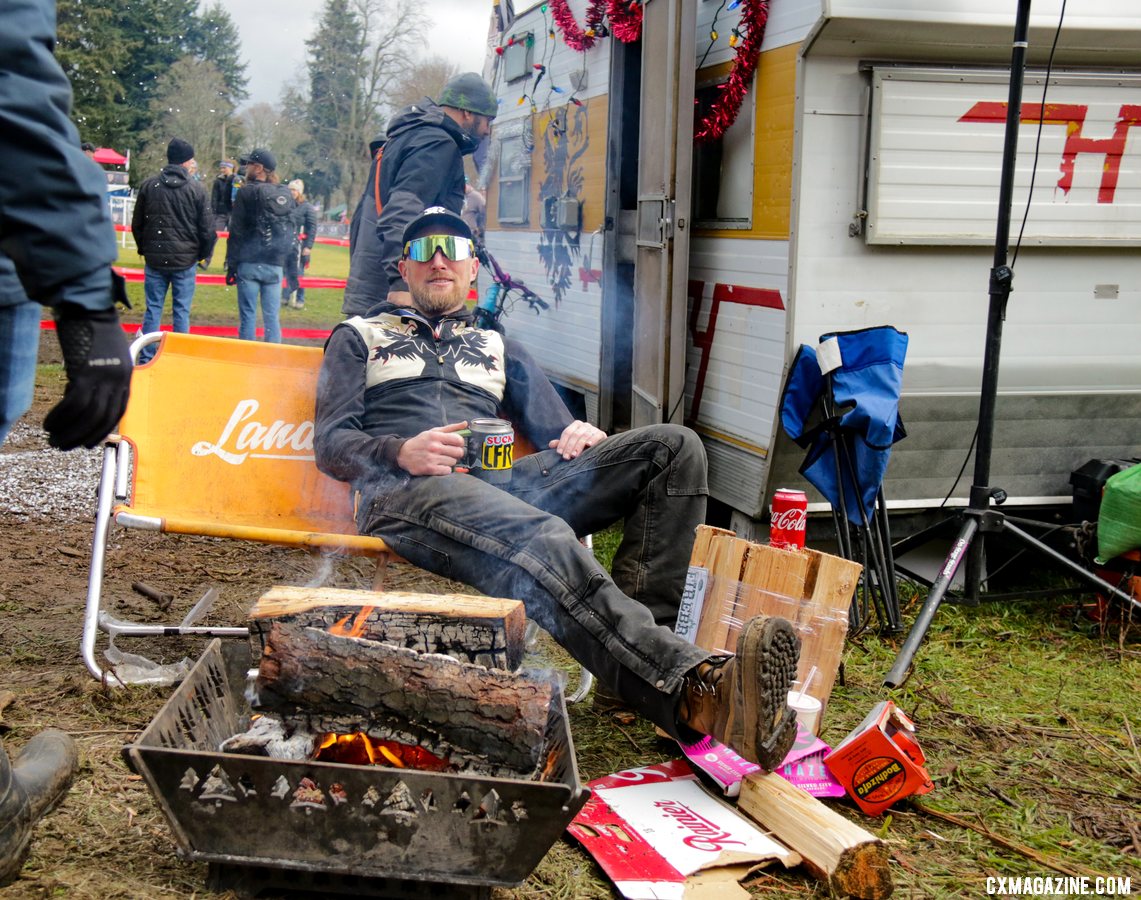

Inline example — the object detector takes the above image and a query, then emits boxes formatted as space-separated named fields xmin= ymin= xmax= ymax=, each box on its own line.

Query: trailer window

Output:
xmin=692 ymin=78 xmax=755 ymax=228
xmin=497 ymin=135 xmax=530 ymax=224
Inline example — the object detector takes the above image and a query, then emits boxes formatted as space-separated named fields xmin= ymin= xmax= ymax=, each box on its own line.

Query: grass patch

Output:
xmin=110 ymin=237 xmax=351 ymax=330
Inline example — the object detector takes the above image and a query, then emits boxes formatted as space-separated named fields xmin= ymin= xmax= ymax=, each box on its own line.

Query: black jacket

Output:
xmin=226 ymin=178 xmax=295 ymax=267
xmin=343 ymin=149 xmax=384 ymax=316
xmin=211 ymin=174 xmax=233 ymax=217
xmin=131 ymin=165 xmax=216 ymax=270
xmin=290 ymin=200 xmax=318 ymax=249
xmin=372 ymin=101 xmax=479 ymax=297
xmin=315 ymin=302 xmax=572 ymax=491
xmin=0 ymin=0 xmax=118 ymax=312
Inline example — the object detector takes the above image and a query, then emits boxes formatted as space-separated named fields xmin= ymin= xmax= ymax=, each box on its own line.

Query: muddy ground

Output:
xmin=2 ymin=333 xmax=1139 ymax=899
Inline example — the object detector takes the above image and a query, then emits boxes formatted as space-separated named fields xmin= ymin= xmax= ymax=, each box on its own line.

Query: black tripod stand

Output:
xmin=884 ymin=0 xmax=1141 ymax=688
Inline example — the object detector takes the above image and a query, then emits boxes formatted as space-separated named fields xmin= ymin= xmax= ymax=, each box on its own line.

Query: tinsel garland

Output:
xmin=694 ymin=0 xmax=769 ymax=143
xmin=606 ymin=0 xmax=643 ymax=43
xmin=549 ymin=0 xmax=643 ymax=51
xmin=550 ymin=0 xmax=606 ymax=51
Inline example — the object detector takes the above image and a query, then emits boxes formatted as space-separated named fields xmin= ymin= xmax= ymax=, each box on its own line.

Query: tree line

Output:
xmin=60 ymin=0 xmax=466 ymax=212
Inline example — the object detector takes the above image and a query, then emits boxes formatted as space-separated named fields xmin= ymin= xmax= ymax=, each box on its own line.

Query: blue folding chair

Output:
xmin=780 ymin=326 xmax=909 ymax=633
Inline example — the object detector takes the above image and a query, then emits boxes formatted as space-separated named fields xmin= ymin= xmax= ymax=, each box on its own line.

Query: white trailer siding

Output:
xmin=778 ymin=42 xmax=1141 ymax=507
xmin=484 ymin=229 xmax=604 ymax=400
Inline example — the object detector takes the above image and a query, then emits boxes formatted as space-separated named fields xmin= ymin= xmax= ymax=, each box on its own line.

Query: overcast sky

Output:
xmin=218 ymin=0 xmax=493 ymax=108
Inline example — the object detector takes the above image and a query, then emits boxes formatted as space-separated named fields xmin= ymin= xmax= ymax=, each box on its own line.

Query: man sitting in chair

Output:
xmin=314 ymin=207 xmax=800 ymax=770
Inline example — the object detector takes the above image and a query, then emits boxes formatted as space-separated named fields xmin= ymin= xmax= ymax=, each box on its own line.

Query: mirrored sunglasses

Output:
xmin=403 ymin=234 xmax=475 ymax=262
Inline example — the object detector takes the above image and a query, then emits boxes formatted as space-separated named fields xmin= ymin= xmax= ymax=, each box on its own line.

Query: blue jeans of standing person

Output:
xmin=236 ymin=262 xmax=282 ymax=342
xmin=355 ymin=423 xmax=711 ymax=739
xmin=0 ymin=300 xmax=42 ymax=444
xmin=139 ymin=264 xmax=197 ymax=362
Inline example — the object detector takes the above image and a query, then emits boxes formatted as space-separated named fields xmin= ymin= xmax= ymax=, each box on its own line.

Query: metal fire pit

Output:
xmin=124 ymin=640 xmax=589 ymax=894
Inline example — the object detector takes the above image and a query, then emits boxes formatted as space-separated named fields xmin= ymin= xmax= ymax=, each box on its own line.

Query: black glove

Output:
xmin=43 ymin=304 xmax=132 ymax=450
xmin=225 ymin=267 xmax=237 ymax=285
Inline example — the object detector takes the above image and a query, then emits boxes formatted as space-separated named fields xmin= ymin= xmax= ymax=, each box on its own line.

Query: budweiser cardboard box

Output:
xmin=568 ymin=759 xmax=799 ymax=900
xmin=823 ymin=701 xmax=933 ymax=816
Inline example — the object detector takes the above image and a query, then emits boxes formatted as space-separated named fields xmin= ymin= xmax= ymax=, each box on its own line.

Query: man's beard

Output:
xmin=409 ymin=276 xmax=468 ymax=317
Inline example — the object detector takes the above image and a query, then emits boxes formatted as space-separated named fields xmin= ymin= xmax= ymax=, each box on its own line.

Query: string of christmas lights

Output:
xmin=695 ymin=0 xmax=769 ymax=142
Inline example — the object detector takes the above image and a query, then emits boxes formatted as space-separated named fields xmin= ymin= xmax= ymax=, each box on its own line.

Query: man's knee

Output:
xmin=628 ymin=423 xmax=707 ymax=493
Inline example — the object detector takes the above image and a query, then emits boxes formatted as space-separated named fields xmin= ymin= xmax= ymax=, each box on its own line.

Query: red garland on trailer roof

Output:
xmin=549 ymin=0 xmax=643 ymax=52
xmin=695 ymin=0 xmax=769 ymax=143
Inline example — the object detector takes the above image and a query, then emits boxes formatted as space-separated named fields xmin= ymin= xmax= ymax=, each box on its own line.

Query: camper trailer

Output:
xmin=480 ymin=0 xmax=1141 ymax=531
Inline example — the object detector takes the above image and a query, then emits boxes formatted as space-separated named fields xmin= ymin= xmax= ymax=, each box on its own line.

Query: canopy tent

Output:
xmin=93 ymin=147 xmax=128 ymax=166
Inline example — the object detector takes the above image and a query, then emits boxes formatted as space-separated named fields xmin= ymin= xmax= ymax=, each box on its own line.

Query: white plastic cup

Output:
xmin=787 ymin=690 xmax=823 ymax=735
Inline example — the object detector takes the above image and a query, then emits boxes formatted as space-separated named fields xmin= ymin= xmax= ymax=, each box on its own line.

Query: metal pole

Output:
xmin=884 ymin=0 xmax=1032 ymax=686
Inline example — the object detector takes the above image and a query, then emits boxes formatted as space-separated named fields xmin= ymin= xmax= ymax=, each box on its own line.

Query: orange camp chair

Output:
xmin=81 ymin=332 xmax=593 ymax=701
xmin=81 ymin=332 xmax=392 ymax=686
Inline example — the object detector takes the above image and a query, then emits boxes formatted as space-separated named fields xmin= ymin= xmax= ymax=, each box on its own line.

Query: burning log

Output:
xmin=248 ymin=586 xmax=526 ymax=669
xmin=738 ymin=772 xmax=893 ymax=899
xmin=253 ymin=623 xmax=554 ymax=777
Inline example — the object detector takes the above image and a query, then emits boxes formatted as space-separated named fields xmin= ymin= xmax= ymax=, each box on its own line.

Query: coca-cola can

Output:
xmin=770 ymin=488 xmax=808 ymax=550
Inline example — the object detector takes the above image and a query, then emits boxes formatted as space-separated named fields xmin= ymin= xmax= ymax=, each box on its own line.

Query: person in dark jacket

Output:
xmin=131 ymin=138 xmax=215 ymax=355
xmin=283 ymin=179 xmax=318 ymax=310
xmin=314 ymin=207 xmax=801 ymax=773
xmin=342 ymin=130 xmax=386 ymax=316
xmin=0 ymin=0 xmax=132 ymax=450
xmin=210 ymin=159 xmax=235 ymax=231
xmin=366 ymin=72 xmax=496 ymax=314
xmin=1 ymin=0 xmax=132 ymax=883
xmin=225 ymin=147 xmax=293 ymax=343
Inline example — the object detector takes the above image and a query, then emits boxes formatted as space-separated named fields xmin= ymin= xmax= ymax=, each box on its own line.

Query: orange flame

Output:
xmin=313 ymin=732 xmax=453 ymax=771
xmin=328 ymin=606 xmax=376 ymax=639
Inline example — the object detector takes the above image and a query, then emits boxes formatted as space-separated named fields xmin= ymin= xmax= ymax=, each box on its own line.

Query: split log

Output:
xmin=739 ymin=772 xmax=893 ymax=899
xmin=689 ymin=524 xmax=736 ymax=567
xmin=253 ymin=623 xmax=553 ymax=776
xmin=248 ymin=586 xmax=526 ymax=670
xmin=692 ymin=533 xmax=751 ymax=654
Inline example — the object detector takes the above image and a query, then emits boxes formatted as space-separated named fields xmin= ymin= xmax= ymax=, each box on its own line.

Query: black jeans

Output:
xmin=359 ymin=424 xmax=712 ymax=737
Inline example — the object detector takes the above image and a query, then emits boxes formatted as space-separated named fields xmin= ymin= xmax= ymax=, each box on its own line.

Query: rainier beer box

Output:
xmin=824 ymin=701 xmax=933 ymax=815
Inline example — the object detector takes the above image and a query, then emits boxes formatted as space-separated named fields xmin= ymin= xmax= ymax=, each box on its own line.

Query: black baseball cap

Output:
xmin=401 ymin=206 xmax=473 ymax=245
xmin=243 ymin=148 xmax=277 ymax=171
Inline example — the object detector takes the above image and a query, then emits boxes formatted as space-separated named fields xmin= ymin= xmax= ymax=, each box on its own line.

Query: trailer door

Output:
xmin=631 ymin=0 xmax=696 ymax=426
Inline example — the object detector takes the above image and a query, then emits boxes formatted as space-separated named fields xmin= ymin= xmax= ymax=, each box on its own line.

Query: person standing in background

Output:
xmin=283 ymin=179 xmax=318 ymax=311
xmin=371 ymin=73 xmax=496 ymax=310
xmin=130 ymin=138 xmax=215 ymax=359
xmin=211 ymin=159 xmax=235 ymax=232
xmin=461 ymin=180 xmax=486 ymax=244
xmin=225 ymin=148 xmax=293 ymax=343
xmin=342 ymin=130 xmax=386 ymax=317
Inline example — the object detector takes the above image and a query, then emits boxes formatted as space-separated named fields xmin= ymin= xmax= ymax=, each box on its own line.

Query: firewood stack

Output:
xmin=244 ymin=586 xmax=556 ymax=778
xmin=687 ymin=525 xmax=862 ymax=712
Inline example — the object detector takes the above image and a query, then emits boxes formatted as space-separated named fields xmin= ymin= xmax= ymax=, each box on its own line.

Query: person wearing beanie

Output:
xmin=130 ymin=136 xmax=216 ymax=361
xmin=224 ymin=147 xmax=294 ymax=343
xmin=344 ymin=72 xmax=495 ymax=317
xmin=283 ymin=179 xmax=318 ymax=310
xmin=166 ymin=137 xmax=194 ymax=166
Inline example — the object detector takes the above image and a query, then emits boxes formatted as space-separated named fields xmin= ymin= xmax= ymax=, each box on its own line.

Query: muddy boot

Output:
xmin=678 ymin=615 xmax=800 ymax=771
xmin=0 ymin=730 xmax=79 ymax=886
